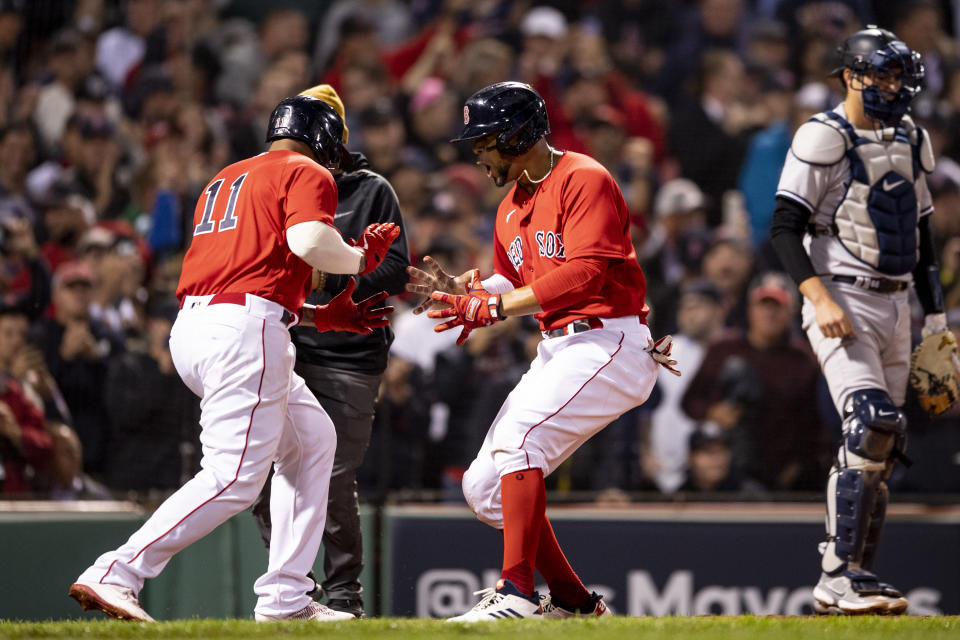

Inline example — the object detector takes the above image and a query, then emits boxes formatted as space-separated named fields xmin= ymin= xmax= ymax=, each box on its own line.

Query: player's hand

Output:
xmin=349 ymin=223 xmax=400 ymax=275
xmin=427 ymin=272 xmax=502 ymax=346
xmin=815 ymin=298 xmax=855 ymax=339
xmin=406 ymin=256 xmax=477 ymax=315
xmin=645 ymin=335 xmax=681 ymax=376
xmin=313 ymin=278 xmax=394 ymax=334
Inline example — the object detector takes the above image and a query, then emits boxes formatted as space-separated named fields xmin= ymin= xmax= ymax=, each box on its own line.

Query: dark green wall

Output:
xmin=0 ymin=508 xmax=375 ymax=621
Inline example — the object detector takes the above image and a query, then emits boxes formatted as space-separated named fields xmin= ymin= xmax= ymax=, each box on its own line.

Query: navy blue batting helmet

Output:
xmin=266 ymin=95 xmax=346 ymax=170
xmin=452 ymin=82 xmax=549 ymax=156
xmin=829 ymin=26 xmax=924 ymax=126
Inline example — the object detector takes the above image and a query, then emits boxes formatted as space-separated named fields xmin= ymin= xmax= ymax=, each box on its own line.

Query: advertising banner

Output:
xmin=385 ymin=505 xmax=960 ymax=616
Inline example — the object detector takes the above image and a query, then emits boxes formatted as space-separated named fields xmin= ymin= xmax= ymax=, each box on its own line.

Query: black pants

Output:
xmin=252 ymin=361 xmax=381 ymax=602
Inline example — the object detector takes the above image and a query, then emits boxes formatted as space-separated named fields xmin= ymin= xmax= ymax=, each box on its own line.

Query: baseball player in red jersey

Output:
xmin=408 ymin=82 xmax=678 ymax=621
xmin=68 ymin=95 xmax=399 ymax=622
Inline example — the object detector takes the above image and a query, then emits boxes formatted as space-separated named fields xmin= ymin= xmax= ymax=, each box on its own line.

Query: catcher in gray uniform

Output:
xmin=771 ymin=27 xmax=948 ymax=615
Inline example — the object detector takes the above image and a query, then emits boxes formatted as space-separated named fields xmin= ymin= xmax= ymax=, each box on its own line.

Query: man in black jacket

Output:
xmin=251 ymin=85 xmax=410 ymax=618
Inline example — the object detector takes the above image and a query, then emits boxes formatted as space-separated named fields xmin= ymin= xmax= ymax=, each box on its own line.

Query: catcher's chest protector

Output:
xmin=817 ymin=111 xmax=921 ymax=275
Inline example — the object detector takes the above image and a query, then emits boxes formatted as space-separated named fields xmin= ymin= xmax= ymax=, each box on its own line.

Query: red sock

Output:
xmin=499 ymin=468 xmax=545 ymax=596
xmin=536 ymin=516 xmax=590 ymax=608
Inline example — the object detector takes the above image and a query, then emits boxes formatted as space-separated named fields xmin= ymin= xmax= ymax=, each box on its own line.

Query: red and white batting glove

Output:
xmin=428 ymin=272 xmax=502 ymax=346
xmin=349 ymin=222 xmax=400 ymax=275
xmin=313 ymin=278 xmax=394 ymax=334
xmin=645 ymin=335 xmax=681 ymax=376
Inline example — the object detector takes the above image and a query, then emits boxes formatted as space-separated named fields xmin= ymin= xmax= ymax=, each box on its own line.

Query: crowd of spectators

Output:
xmin=1 ymin=0 xmax=959 ymax=503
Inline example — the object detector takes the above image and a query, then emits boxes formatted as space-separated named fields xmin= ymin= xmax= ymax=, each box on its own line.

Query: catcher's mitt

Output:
xmin=909 ymin=329 xmax=960 ymax=415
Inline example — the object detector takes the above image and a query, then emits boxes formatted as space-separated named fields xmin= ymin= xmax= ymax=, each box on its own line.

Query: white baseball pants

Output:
xmin=802 ymin=282 xmax=911 ymax=411
xmin=77 ymin=294 xmax=337 ymax=618
xmin=462 ymin=316 xmax=658 ymax=528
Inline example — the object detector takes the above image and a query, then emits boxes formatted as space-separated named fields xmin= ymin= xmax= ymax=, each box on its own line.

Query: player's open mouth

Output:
xmin=479 ymin=162 xmax=492 ymax=178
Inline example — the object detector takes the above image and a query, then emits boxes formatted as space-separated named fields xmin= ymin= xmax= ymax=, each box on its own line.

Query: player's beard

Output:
xmin=490 ymin=160 xmax=512 ymax=187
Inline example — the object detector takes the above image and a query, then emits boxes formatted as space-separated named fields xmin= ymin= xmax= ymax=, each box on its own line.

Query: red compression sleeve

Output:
xmin=529 ymin=257 xmax=606 ymax=313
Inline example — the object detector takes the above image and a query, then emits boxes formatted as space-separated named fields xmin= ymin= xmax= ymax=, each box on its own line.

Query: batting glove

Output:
xmin=645 ymin=335 xmax=681 ymax=376
xmin=922 ymin=312 xmax=949 ymax=339
xmin=350 ymin=222 xmax=400 ymax=275
xmin=428 ymin=272 xmax=501 ymax=346
xmin=313 ymin=278 xmax=394 ymax=334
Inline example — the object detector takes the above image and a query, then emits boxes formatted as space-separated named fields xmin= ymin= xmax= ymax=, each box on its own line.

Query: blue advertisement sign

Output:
xmin=385 ymin=506 xmax=960 ymax=617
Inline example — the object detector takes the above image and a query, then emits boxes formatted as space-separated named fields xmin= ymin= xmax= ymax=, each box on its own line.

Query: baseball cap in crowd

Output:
xmin=359 ymin=99 xmax=398 ymax=128
xmin=409 ymin=77 xmax=446 ymax=114
xmin=53 ymin=260 xmax=95 ymax=288
xmin=680 ymin=278 xmax=724 ymax=305
xmin=654 ymin=178 xmax=706 ymax=218
xmin=76 ymin=73 xmax=110 ymax=102
xmin=444 ymin=163 xmax=485 ymax=199
xmin=587 ymin=104 xmax=627 ymax=130
xmin=77 ymin=115 xmax=114 ymax=139
xmin=748 ymin=271 xmax=795 ymax=308
xmin=338 ymin=12 xmax=376 ymax=39
xmin=48 ymin=28 xmax=84 ymax=56
xmin=521 ymin=6 xmax=568 ymax=40
xmin=748 ymin=18 xmax=788 ymax=44
xmin=689 ymin=423 xmax=731 ymax=452
xmin=77 ymin=225 xmax=116 ymax=254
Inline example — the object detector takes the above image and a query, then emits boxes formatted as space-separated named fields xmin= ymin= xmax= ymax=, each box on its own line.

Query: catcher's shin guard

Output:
xmin=822 ymin=390 xmax=905 ymax=574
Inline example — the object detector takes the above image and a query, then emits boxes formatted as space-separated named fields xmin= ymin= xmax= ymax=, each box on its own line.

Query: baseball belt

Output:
xmin=179 ymin=292 xmax=295 ymax=324
xmin=831 ymin=274 xmax=910 ymax=294
xmin=542 ymin=317 xmax=603 ymax=339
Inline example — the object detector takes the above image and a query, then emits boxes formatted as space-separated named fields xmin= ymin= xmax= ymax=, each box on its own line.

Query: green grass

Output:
xmin=1 ymin=617 xmax=958 ymax=640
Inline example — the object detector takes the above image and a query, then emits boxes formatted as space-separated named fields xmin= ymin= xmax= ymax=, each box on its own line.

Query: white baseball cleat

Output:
xmin=540 ymin=591 xmax=612 ymax=618
xmin=255 ymin=601 xmax=357 ymax=622
xmin=812 ymin=570 xmax=908 ymax=615
xmin=68 ymin=581 xmax=155 ymax=622
xmin=446 ymin=579 xmax=542 ymax=622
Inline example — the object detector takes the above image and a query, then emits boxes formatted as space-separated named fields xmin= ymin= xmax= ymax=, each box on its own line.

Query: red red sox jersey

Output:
xmin=492 ymin=151 xmax=648 ymax=331
xmin=177 ymin=150 xmax=338 ymax=312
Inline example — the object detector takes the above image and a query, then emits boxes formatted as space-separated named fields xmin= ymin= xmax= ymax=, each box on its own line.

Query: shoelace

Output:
xmin=470 ymin=588 xmax=505 ymax=610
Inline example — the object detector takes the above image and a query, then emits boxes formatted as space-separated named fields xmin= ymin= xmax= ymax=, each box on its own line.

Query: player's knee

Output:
xmin=461 ymin=461 xmax=495 ymax=516
xmin=840 ymin=389 xmax=906 ymax=466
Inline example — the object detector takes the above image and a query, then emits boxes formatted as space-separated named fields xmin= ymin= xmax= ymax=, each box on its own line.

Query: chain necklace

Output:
xmin=522 ymin=145 xmax=560 ymax=184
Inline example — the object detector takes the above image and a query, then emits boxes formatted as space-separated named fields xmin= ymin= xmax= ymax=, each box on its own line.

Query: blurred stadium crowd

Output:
xmin=0 ymin=0 xmax=959 ymax=503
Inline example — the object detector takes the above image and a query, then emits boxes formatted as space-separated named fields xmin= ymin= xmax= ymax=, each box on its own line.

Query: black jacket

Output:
xmin=290 ymin=153 xmax=410 ymax=374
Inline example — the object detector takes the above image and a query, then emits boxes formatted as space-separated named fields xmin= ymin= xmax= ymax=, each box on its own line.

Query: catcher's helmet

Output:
xmin=829 ymin=26 xmax=924 ymax=126
xmin=266 ymin=95 xmax=346 ymax=170
xmin=451 ymin=82 xmax=549 ymax=155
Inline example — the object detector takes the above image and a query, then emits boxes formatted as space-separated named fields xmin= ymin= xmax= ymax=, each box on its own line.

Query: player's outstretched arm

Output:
xmin=287 ymin=222 xmax=400 ymax=276
xmin=405 ymin=255 xmax=477 ymax=315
